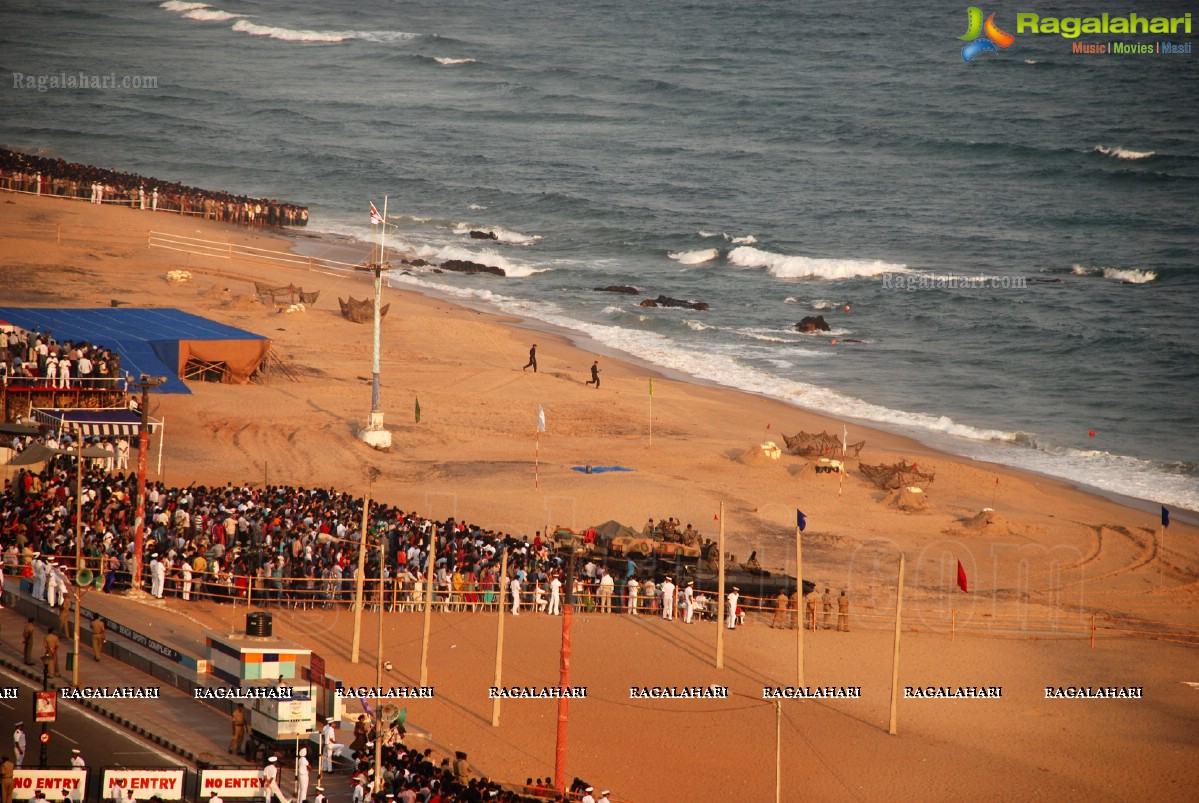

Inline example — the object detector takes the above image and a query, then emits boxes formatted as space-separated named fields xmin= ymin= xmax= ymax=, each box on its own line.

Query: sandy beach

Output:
xmin=2 ymin=191 xmax=1197 ymax=802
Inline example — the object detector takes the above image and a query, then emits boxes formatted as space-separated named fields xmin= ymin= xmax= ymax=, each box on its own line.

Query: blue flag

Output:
xmin=1161 ymin=506 xmax=1170 ymax=529
xmin=796 ymin=509 xmax=807 ymax=532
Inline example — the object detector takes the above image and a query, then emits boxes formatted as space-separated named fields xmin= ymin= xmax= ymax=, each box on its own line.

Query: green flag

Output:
xmin=415 ymin=396 xmax=421 ymax=423
xmin=649 ymin=378 xmax=654 ymax=397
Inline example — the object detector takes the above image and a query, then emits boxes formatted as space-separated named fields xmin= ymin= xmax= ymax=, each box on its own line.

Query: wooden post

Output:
xmin=774 ymin=699 xmax=782 ymax=803
xmin=795 ymin=521 xmax=804 ymax=686
xmin=491 ymin=547 xmax=509 ymax=727
xmin=888 ymin=554 xmax=905 ymax=735
xmin=951 ymin=609 xmax=955 ymax=643
xmin=350 ymin=491 xmax=370 ymax=664
xmin=419 ymin=524 xmax=437 ymax=687
xmin=716 ymin=502 xmax=726 ymax=670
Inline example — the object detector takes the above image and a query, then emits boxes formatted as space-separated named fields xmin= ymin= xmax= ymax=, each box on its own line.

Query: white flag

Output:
xmin=537 ymin=404 xmax=546 ymax=433
xmin=370 ymin=201 xmax=383 ymax=225
xmin=842 ymin=424 xmax=848 ymax=455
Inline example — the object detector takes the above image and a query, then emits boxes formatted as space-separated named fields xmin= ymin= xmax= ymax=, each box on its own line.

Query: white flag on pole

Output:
xmin=537 ymin=404 xmax=546 ymax=433
xmin=370 ymin=201 xmax=383 ymax=225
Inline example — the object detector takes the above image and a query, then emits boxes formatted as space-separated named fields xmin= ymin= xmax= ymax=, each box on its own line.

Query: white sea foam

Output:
xmin=468 ymin=204 xmax=487 ymax=210
xmin=184 ymin=8 xmax=243 ymax=21
xmin=729 ymin=234 xmax=757 ymax=245
xmin=452 ymin=224 xmax=541 ymax=245
xmin=1103 ymin=268 xmax=1157 ymax=284
xmin=160 ymin=1 xmax=210 ymax=11
xmin=435 ymin=57 xmax=477 ymax=65
xmin=1072 ymin=264 xmax=1157 ymax=283
xmin=1094 ymin=145 xmax=1155 ymax=160
xmin=601 ymin=306 xmax=626 ymax=315
xmin=1024 ymin=59 xmax=1038 ymax=64
xmin=668 ymin=248 xmax=718 ymax=265
xmin=810 ymin=299 xmax=844 ymax=310
xmin=433 ymin=245 xmax=546 ymax=277
xmin=784 ymin=297 xmax=799 ymax=304
xmin=230 ymin=19 xmax=416 ymax=43
xmin=728 ymin=246 xmax=907 ymax=280
xmin=697 ymin=230 xmax=720 ymax=238
xmin=684 ymin=319 xmax=710 ymax=331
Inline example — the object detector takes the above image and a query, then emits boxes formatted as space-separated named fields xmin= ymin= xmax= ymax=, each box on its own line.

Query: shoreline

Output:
xmin=290 ymin=217 xmax=1199 ymax=522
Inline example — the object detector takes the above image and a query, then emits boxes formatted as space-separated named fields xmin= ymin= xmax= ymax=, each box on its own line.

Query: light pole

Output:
xmin=128 ymin=374 xmax=165 ymax=597
xmin=358 ymin=196 xmax=392 ymax=450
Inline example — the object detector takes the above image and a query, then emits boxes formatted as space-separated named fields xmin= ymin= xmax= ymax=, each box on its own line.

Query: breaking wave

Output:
xmin=1094 ymin=145 xmax=1155 ymax=160
xmin=668 ymin=248 xmax=719 ymax=265
xmin=728 ymin=246 xmax=907 ymax=280
xmin=231 ymin=19 xmax=416 ymax=44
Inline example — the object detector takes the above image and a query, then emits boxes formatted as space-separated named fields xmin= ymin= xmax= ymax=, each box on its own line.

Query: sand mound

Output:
xmin=736 ymin=441 xmax=782 ymax=465
xmin=964 ymin=508 xmax=1007 ymax=530
xmin=887 ymin=486 xmax=931 ymax=513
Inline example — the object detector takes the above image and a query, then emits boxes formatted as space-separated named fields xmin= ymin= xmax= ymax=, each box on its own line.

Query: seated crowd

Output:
xmin=0 ymin=147 xmax=308 ymax=227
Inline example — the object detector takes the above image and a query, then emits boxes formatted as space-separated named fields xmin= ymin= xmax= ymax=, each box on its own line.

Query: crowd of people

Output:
xmin=289 ymin=713 xmax=601 ymax=803
xmin=0 ymin=147 xmax=309 ymax=228
xmin=0 ymin=448 xmax=792 ymax=624
xmin=2 ymin=325 xmax=124 ymax=390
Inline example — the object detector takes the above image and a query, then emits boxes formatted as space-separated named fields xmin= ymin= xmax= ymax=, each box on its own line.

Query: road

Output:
xmin=0 ymin=662 xmax=182 ymax=770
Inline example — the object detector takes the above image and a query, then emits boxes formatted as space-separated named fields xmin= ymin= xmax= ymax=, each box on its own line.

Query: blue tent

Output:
xmin=0 ymin=307 xmax=270 ymax=394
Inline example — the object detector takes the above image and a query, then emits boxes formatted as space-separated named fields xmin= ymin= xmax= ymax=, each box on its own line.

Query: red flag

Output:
xmin=370 ymin=201 xmax=383 ymax=225
xmin=957 ymin=560 xmax=968 ymax=593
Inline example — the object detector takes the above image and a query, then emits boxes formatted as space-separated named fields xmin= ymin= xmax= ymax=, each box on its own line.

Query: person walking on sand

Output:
xmin=838 ymin=589 xmax=850 ymax=632
xmin=523 ymin=344 xmax=537 ymax=372
xmin=586 ymin=360 xmax=601 ymax=388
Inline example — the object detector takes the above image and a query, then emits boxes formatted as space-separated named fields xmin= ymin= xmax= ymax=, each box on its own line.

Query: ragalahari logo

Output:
xmin=960 ymin=7 xmax=1015 ymax=62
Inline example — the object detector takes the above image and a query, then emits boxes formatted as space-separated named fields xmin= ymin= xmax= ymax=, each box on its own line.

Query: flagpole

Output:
xmin=888 ymin=553 xmax=905 ymax=735
xmin=1159 ymin=523 xmax=1164 ymax=588
xmin=535 ymin=431 xmax=541 ymax=490
xmin=716 ymin=502 xmax=726 ymax=670
xmin=795 ymin=518 xmax=804 ymax=686
xmin=360 ymin=196 xmax=391 ymax=449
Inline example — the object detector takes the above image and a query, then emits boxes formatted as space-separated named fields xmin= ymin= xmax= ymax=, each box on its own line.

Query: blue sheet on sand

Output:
xmin=571 ymin=466 xmax=634 ymax=474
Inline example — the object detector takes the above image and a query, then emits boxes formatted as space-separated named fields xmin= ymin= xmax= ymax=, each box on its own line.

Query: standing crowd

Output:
xmin=0 ymin=148 xmax=309 ymax=228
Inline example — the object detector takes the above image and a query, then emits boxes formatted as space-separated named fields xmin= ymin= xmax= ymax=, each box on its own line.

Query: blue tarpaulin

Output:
xmin=0 ymin=307 xmax=270 ymax=394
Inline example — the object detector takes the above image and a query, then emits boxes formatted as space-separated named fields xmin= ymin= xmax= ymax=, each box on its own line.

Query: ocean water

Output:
xmin=2 ymin=0 xmax=1196 ymax=512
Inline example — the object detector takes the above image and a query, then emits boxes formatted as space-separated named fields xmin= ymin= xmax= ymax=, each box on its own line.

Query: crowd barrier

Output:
xmin=79 ymin=568 xmax=1199 ymax=648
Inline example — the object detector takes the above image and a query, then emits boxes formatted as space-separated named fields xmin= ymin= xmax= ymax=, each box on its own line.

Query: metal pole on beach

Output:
xmin=72 ymin=432 xmax=83 ymax=686
xmin=129 ymin=374 xmax=164 ymax=597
